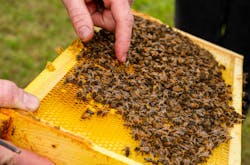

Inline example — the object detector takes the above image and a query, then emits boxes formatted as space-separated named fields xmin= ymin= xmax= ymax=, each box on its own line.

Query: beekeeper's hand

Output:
xmin=0 ymin=140 xmax=53 ymax=165
xmin=0 ymin=79 xmax=53 ymax=165
xmin=0 ymin=80 xmax=39 ymax=111
xmin=62 ymin=0 xmax=134 ymax=62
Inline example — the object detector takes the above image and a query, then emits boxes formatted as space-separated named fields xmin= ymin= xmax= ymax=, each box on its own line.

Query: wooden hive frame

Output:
xmin=0 ymin=12 xmax=243 ymax=165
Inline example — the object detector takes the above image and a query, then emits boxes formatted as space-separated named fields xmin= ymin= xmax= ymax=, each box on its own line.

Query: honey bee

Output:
xmin=96 ymin=108 xmax=109 ymax=117
xmin=122 ymin=146 xmax=130 ymax=157
xmin=81 ymin=108 xmax=94 ymax=119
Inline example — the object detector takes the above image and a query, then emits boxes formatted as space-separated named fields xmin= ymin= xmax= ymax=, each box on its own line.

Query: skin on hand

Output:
xmin=62 ymin=0 xmax=134 ymax=62
xmin=0 ymin=140 xmax=53 ymax=165
xmin=0 ymin=80 xmax=39 ymax=111
xmin=0 ymin=79 xmax=53 ymax=164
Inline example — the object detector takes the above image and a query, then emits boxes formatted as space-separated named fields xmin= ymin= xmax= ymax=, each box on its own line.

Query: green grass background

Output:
xmin=0 ymin=0 xmax=249 ymax=164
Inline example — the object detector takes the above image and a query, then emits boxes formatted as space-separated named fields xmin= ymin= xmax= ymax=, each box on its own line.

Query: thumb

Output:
xmin=62 ymin=0 xmax=94 ymax=42
xmin=0 ymin=80 xmax=40 ymax=111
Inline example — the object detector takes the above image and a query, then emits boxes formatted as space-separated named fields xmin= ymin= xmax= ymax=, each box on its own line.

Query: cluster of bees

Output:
xmin=65 ymin=16 xmax=243 ymax=164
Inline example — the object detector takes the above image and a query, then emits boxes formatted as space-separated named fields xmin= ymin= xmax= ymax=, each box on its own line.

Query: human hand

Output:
xmin=0 ymin=79 xmax=53 ymax=164
xmin=0 ymin=140 xmax=53 ymax=165
xmin=0 ymin=80 xmax=39 ymax=111
xmin=62 ymin=0 xmax=134 ymax=62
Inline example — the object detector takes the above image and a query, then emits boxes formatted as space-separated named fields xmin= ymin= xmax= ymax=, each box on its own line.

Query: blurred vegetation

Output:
xmin=0 ymin=0 xmax=249 ymax=164
xmin=133 ymin=0 xmax=174 ymax=26
xmin=0 ymin=1 xmax=75 ymax=87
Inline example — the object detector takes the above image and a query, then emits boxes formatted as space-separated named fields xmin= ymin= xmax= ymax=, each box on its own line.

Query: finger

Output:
xmin=91 ymin=10 xmax=116 ymax=31
xmin=62 ymin=0 xmax=94 ymax=42
xmin=128 ymin=0 xmax=134 ymax=6
xmin=0 ymin=80 xmax=39 ymax=111
xmin=86 ymin=1 xmax=97 ymax=15
xmin=0 ymin=140 xmax=53 ymax=165
xmin=109 ymin=0 xmax=134 ymax=62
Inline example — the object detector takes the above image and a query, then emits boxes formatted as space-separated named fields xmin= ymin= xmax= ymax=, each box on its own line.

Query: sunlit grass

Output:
xmin=0 ymin=0 xmax=75 ymax=87
xmin=132 ymin=0 xmax=174 ymax=26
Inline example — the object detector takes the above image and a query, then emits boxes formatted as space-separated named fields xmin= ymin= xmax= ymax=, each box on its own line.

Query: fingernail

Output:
xmin=79 ymin=26 xmax=91 ymax=41
xmin=121 ymin=55 xmax=127 ymax=62
xmin=23 ymin=92 xmax=40 ymax=111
